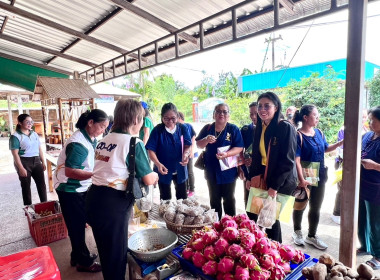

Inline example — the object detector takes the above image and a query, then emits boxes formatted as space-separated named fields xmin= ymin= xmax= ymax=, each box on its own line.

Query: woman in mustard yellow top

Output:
xmin=246 ymin=92 xmax=297 ymax=242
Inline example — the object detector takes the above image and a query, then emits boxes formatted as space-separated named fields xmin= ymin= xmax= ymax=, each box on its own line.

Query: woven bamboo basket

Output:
xmin=163 ymin=213 xmax=212 ymax=235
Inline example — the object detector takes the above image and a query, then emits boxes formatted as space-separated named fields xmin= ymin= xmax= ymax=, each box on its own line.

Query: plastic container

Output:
xmin=23 ymin=201 xmax=68 ymax=246
xmin=0 ymin=246 xmax=61 ymax=280
xmin=172 ymin=245 xmax=313 ymax=280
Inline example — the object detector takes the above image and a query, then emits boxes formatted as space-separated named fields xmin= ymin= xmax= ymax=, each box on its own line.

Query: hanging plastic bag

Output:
xmin=257 ymin=196 xmax=277 ymax=229
xmin=135 ymin=185 xmax=153 ymax=212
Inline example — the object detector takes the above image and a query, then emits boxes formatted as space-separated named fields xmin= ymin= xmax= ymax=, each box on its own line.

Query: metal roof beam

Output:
xmin=46 ymin=7 xmax=124 ymax=65
xmin=0 ymin=0 xmax=15 ymax=33
xmin=279 ymin=0 xmax=295 ymax=14
xmin=0 ymin=51 xmax=72 ymax=75
xmin=108 ymin=0 xmax=198 ymax=45
xmin=0 ymin=33 xmax=96 ymax=67
xmin=0 ymin=1 xmax=129 ymax=54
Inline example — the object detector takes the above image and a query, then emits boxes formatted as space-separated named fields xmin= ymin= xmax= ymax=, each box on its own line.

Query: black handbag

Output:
xmin=194 ymin=151 xmax=205 ymax=170
xmin=126 ymin=137 xmax=149 ymax=199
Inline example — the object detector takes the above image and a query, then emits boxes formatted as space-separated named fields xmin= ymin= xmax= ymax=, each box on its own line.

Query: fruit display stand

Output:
xmin=33 ymin=77 xmax=99 ymax=192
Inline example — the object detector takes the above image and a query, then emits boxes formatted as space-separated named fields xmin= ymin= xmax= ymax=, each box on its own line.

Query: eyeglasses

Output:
xmin=24 ymin=121 xmax=34 ymax=125
xmin=258 ymin=104 xmax=275 ymax=111
xmin=215 ymin=110 xmax=229 ymax=115
xmin=163 ymin=117 xmax=177 ymax=122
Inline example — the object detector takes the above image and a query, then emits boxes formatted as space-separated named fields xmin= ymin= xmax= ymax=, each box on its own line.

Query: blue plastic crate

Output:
xmin=172 ymin=244 xmax=313 ymax=280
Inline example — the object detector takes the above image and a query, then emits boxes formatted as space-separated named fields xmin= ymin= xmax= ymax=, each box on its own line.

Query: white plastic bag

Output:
xmin=257 ymin=196 xmax=277 ymax=229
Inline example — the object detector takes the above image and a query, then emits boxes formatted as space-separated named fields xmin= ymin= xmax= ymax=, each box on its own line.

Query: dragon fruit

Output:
xmin=221 ymin=227 xmax=239 ymax=242
xmin=240 ymin=253 xmax=261 ymax=271
xmin=213 ymin=221 xmax=223 ymax=232
xmin=214 ymin=238 xmax=229 ymax=257
xmin=220 ymin=215 xmax=234 ymax=225
xmin=182 ymin=247 xmax=194 ymax=260
xmin=235 ymin=265 xmax=250 ymax=280
xmin=250 ymin=269 xmax=271 ymax=280
xmin=202 ymin=260 xmax=218 ymax=276
xmin=259 ymin=254 xmax=275 ymax=270
xmin=222 ymin=219 xmax=238 ymax=229
xmin=240 ymin=231 xmax=256 ymax=251
xmin=192 ymin=251 xmax=207 ymax=268
xmin=278 ymin=244 xmax=296 ymax=262
xmin=253 ymin=226 xmax=266 ymax=239
xmin=292 ymin=249 xmax=305 ymax=264
xmin=239 ymin=220 xmax=255 ymax=232
xmin=269 ymin=265 xmax=286 ymax=280
xmin=233 ymin=213 xmax=250 ymax=225
xmin=204 ymin=245 xmax=217 ymax=260
xmin=218 ymin=256 xmax=235 ymax=273
xmin=267 ymin=248 xmax=282 ymax=265
xmin=278 ymin=261 xmax=291 ymax=274
xmin=188 ymin=230 xmax=205 ymax=248
xmin=216 ymin=273 xmax=224 ymax=280
xmin=254 ymin=238 xmax=271 ymax=255
xmin=202 ymin=229 xmax=219 ymax=245
xmin=223 ymin=273 xmax=235 ymax=280
xmin=226 ymin=244 xmax=245 ymax=259
xmin=192 ymin=237 xmax=206 ymax=251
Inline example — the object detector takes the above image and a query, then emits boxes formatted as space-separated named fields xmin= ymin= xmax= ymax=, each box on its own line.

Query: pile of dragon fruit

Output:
xmin=181 ymin=214 xmax=305 ymax=280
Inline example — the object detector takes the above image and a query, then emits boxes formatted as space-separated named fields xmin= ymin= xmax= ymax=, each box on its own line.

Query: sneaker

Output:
xmin=188 ymin=191 xmax=195 ymax=197
xmin=331 ymin=215 xmax=341 ymax=225
xmin=292 ymin=230 xmax=305 ymax=246
xmin=305 ymin=236 xmax=328 ymax=250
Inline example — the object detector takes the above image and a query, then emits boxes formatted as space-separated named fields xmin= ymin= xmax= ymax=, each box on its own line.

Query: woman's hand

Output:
xmin=298 ymin=178 xmax=309 ymax=189
xmin=268 ymin=188 xmax=277 ymax=198
xmin=180 ymin=153 xmax=190 ymax=166
xmin=42 ymin=161 xmax=46 ymax=171
xmin=216 ymin=151 xmax=228 ymax=160
xmin=157 ymin=163 xmax=168 ymax=175
xmin=245 ymin=180 xmax=251 ymax=190
xmin=19 ymin=167 xmax=28 ymax=177
xmin=361 ymin=159 xmax=379 ymax=171
xmin=205 ymin=135 xmax=217 ymax=144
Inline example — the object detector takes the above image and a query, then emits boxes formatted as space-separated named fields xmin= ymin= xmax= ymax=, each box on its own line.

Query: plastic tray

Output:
xmin=172 ymin=244 xmax=313 ymax=280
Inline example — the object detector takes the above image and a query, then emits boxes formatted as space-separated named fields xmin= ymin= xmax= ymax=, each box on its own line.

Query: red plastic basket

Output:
xmin=24 ymin=201 xmax=68 ymax=246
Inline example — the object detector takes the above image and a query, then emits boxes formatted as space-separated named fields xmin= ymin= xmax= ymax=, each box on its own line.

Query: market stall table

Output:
xmin=45 ymin=152 xmax=58 ymax=192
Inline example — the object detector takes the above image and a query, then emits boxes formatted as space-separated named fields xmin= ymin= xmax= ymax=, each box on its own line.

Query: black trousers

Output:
xmin=206 ymin=174 xmax=236 ymax=220
xmin=186 ymin=158 xmax=195 ymax=192
xmin=247 ymin=212 xmax=282 ymax=243
xmin=56 ymin=190 xmax=93 ymax=266
xmin=293 ymin=170 xmax=327 ymax=237
xmin=86 ymin=185 xmax=134 ymax=280
xmin=16 ymin=156 xmax=47 ymax=205
xmin=158 ymin=174 xmax=187 ymax=200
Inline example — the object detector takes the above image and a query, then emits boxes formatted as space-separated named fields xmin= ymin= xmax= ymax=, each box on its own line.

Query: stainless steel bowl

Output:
xmin=128 ymin=228 xmax=178 ymax=262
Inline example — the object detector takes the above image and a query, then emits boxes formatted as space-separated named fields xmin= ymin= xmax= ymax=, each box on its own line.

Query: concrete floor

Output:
xmin=0 ymin=136 xmax=378 ymax=279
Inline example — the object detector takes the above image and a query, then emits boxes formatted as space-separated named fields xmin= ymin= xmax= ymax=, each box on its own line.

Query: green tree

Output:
xmin=368 ymin=71 xmax=380 ymax=108
xmin=214 ymin=71 xmax=238 ymax=99
xmin=278 ymin=69 xmax=345 ymax=142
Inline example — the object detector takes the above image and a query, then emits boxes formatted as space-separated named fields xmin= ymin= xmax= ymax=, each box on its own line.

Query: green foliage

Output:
xmin=228 ymin=94 xmax=258 ymax=128
xmin=278 ymin=69 xmax=345 ymax=142
xmin=368 ymin=71 xmax=380 ymax=108
xmin=0 ymin=100 xmax=41 ymax=109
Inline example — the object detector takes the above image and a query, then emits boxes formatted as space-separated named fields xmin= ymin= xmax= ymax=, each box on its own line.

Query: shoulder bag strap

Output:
xmin=127 ymin=137 xmax=137 ymax=193
xmin=297 ymin=130 xmax=303 ymax=148
xmin=263 ymin=139 xmax=271 ymax=182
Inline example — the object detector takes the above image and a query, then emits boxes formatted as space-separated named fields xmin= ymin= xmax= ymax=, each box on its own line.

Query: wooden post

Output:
xmin=339 ymin=0 xmax=368 ymax=267
xmin=58 ymin=98 xmax=65 ymax=148
xmin=7 ymin=94 xmax=14 ymax=134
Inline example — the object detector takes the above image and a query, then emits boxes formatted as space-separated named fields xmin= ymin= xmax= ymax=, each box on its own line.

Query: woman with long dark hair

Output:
xmin=246 ymin=92 xmax=297 ymax=242
xmin=54 ymin=109 xmax=109 ymax=273
xmin=10 ymin=114 xmax=47 ymax=205
xmin=291 ymin=105 xmax=343 ymax=250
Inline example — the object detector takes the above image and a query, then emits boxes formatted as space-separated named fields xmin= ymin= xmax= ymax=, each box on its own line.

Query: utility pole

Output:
xmin=264 ymin=34 xmax=282 ymax=70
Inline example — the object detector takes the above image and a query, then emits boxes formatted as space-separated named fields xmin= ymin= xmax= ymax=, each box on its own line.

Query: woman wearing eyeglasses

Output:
xmin=291 ymin=105 xmax=343 ymax=250
xmin=9 ymin=114 xmax=47 ymax=206
xmin=196 ymin=103 xmax=244 ymax=219
xmin=146 ymin=102 xmax=192 ymax=200
xmin=246 ymin=92 xmax=297 ymax=242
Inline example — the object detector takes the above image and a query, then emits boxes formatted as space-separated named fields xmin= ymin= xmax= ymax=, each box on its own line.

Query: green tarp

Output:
xmin=0 ymin=57 xmax=69 ymax=91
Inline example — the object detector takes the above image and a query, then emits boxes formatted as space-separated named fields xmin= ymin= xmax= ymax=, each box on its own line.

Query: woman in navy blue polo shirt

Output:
xmin=146 ymin=103 xmax=192 ymax=200
xmin=196 ymin=103 xmax=244 ymax=219
xmin=291 ymin=105 xmax=343 ymax=250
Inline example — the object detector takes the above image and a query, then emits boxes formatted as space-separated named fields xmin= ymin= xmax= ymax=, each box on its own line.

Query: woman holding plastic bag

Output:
xmin=246 ymin=92 xmax=297 ymax=242
xmin=291 ymin=105 xmax=343 ymax=250
xmin=196 ymin=103 xmax=244 ymax=219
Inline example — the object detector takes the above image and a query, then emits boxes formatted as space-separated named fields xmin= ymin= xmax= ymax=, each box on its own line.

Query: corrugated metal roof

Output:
xmin=0 ymin=0 xmax=352 ymax=88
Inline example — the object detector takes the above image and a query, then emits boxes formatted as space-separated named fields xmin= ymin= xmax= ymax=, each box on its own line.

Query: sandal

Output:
xmin=366 ymin=257 xmax=380 ymax=270
xmin=356 ymin=248 xmax=369 ymax=256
